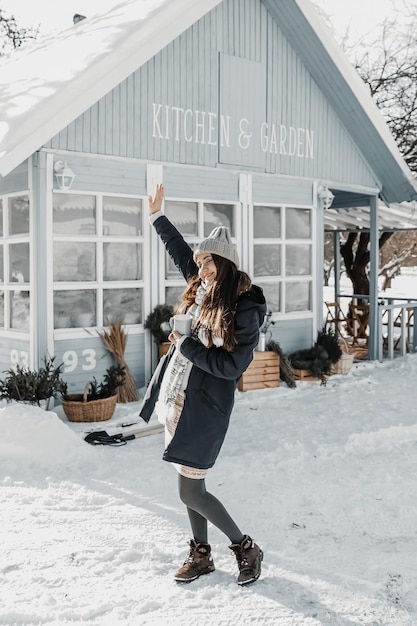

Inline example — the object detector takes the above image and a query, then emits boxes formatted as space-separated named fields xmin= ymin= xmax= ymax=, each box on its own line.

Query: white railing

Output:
xmin=377 ymin=300 xmax=417 ymax=361
xmin=328 ymin=294 xmax=417 ymax=361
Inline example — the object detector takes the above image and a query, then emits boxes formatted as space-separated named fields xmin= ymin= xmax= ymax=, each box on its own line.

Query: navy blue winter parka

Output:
xmin=140 ymin=215 xmax=267 ymax=470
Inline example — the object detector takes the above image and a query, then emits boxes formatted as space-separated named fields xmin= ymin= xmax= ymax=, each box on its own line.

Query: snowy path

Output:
xmin=1 ymin=355 xmax=417 ymax=625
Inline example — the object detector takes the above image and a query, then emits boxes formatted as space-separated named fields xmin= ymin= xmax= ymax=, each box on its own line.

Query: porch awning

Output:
xmin=324 ymin=192 xmax=417 ymax=233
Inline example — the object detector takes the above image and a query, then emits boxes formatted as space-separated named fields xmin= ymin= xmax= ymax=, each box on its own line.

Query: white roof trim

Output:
xmin=0 ymin=0 xmax=222 ymax=177
xmin=295 ymin=0 xmax=417 ymax=197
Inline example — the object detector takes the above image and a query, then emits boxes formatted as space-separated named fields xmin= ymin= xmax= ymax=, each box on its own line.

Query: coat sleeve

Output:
xmin=178 ymin=305 xmax=260 ymax=380
xmin=152 ymin=215 xmax=198 ymax=281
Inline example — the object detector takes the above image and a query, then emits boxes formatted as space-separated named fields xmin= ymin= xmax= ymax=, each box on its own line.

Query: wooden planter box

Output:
xmin=293 ymin=368 xmax=329 ymax=382
xmin=159 ymin=342 xmax=171 ymax=358
xmin=238 ymin=351 xmax=280 ymax=391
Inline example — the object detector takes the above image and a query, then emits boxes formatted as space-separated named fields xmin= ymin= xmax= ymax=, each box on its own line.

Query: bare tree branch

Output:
xmin=0 ymin=7 xmax=38 ymax=55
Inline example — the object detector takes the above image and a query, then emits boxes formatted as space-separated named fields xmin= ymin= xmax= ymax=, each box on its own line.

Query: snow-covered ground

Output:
xmin=1 ymin=272 xmax=417 ymax=626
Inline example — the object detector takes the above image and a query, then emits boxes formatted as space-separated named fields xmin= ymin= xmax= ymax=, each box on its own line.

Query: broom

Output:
xmin=97 ymin=320 xmax=139 ymax=403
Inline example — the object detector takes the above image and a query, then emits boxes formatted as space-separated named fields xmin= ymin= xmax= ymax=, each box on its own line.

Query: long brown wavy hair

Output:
xmin=176 ymin=254 xmax=252 ymax=351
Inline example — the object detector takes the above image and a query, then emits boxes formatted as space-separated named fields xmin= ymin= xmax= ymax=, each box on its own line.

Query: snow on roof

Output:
xmin=0 ymin=0 xmax=222 ymax=177
xmin=0 ymin=0 xmax=415 ymax=207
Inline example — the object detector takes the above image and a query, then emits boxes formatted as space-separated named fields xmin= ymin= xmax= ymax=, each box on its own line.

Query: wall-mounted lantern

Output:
xmin=54 ymin=160 xmax=75 ymax=190
xmin=318 ymin=184 xmax=335 ymax=209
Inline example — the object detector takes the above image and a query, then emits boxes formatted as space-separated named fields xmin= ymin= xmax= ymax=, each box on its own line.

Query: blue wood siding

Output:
xmin=163 ymin=166 xmax=239 ymax=201
xmin=44 ymin=0 xmax=377 ymax=190
xmin=53 ymin=333 xmax=146 ymax=393
xmin=54 ymin=155 xmax=147 ymax=195
xmin=269 ymin=318 xmax=314 ymax=354
xmin=252 ymin=174 xmax=313 ymax=205
xmin=0 ymin=161 xmax=29 ymax=194
xmin=0 ymin=337 xmax=31 ymax=373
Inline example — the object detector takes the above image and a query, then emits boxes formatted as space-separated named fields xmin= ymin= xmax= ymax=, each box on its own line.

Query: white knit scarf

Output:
xmin=155 ymin=281 xmax=223 ymax=424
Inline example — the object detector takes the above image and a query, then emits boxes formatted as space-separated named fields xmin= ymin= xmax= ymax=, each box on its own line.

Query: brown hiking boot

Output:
xmin=174 ymin=540 xmax=215 ymax=583
xmin=229 ymin=535 xmax=263 ymax=586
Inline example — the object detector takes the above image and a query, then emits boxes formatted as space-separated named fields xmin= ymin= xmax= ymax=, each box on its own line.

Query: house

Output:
xmin=0 ymin=0 xmax=416 ymax=392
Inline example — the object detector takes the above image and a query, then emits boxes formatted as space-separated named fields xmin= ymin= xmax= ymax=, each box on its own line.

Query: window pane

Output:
xmin=286 ymin=244 xmax=311 ymax=276
xmin=104 ymin=243 xmax=142 ymax=280
xmin=53 ymin=194 xmax=96 ymax=235
xmin=286 ymin=208 xmax=311 ymax=239
xmin=0 ymin=245 xmax=3 ymax=282
xmin=203 ymin=203 xmax=234 ymax=236
xmin=103 ymin=288 xmax=142 ymax=324
xmin=165 ymin=201 xmax=198 ymax=235
xmin=9 ymin=195 xmax=29 ymax=235
xmin=285 ymin=282 xmax=311 ymax=312
xmin=53 ymin=242 xmax=95 ymax=281
xmin=0 ymin=291 xmax=4 ymax=327
xmin=166 ymin=256 xmax=181 ymax=279
xmin=165 ymin=243 xmax=197 ymax=279
xmin=10 ymin=290 xmax=30 ymax=330
xmin=254 ymin=206 xmax=280 ymax=238
xmin=10 ymin=242 xmax=30 ymax=282
xmin=54 ymin=290 xmax=96 ymax=328
xmin=103 ymin=197 xmax=142 ymax=236
xmin=257 ymin=282 xmax=280 ymax=314
xmin=0 ymin=199 xmax=3 ymax=236
xmin=165 ymin=286 xmax=184 ymax=308
xmin=254 ymin=244 xmax=281 ymax=277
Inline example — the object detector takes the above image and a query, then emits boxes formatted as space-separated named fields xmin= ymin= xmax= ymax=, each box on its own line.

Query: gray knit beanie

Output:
xmin=193 ymin=226 xmax=239 ymax=267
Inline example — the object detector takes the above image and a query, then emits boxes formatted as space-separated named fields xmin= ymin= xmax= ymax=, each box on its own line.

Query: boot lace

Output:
xmin=184 ymin=549 xmax=195 ymax=564
xmin=236 ymin=548 xmax=251 ymax=571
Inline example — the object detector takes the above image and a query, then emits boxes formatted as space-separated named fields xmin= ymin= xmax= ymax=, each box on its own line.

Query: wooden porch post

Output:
xmin=368 ymin=195 xmax=379 ymax=360
xmin=333 ymin=230 xmax=340 ymax=301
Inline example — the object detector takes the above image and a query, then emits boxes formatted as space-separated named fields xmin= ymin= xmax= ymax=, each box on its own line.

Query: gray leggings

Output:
xmin=178 ymin=474 xmax=244 ymax=545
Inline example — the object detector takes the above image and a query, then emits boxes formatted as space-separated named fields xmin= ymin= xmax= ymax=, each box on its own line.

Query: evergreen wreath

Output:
xmin=144 ymin=304 xmax=174 ymax=344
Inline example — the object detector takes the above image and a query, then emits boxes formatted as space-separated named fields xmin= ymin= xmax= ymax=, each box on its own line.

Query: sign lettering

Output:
xmin=152 ymin=102 xmax=314 ymax=158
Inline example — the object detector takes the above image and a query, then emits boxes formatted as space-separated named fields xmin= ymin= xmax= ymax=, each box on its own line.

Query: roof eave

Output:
xmin=0 ymin=0 xmax=222 ymax=178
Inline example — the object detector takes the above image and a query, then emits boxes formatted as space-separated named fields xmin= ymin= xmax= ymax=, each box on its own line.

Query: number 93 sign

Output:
xmin=62 ymin=349 xmax=96 ymax=373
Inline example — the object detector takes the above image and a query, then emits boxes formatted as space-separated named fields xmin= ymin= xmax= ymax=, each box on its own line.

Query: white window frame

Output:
xmin=250 ymin=202 xmax=315 ymax=318
xmin=0 ymin=191 xmax=32 ymax=338
xmin=160 ymin=196 xmax=242 ymax=307
xmin=51 ymin=189 xmax=147 ymax=335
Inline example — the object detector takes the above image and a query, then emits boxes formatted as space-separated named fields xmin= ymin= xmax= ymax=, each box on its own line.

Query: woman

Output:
xmin=140 ymin=184 xmax=266 ymax=586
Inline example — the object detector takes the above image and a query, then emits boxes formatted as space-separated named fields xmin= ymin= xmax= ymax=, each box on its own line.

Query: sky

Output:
xmin=1 ymin=274 xmax=417 ymax=625
xmin=0 ymin=0 xmax=410 ymax=41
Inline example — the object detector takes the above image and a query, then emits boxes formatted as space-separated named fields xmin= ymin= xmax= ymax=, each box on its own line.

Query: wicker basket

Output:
xmin=331 ymin=338 xmax=354 ymax=375
xmin=331 ymin=351 xmax=354 ymax=375
xmin=61 ymin=381 xmax=117 ymax=423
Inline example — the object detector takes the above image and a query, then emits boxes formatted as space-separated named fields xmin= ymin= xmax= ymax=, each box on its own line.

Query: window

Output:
xmin=9 ymin=196 xmax=30 ymax=235
xmin=52 ymin=193 xmax=144 ymax=329
xmin=0 ymin=194 xmax=30 ymax=332
xmin=253 ymin=205 xmax=312 ymax=314
xmin=163 ymin=199 xmax=237 ymax=306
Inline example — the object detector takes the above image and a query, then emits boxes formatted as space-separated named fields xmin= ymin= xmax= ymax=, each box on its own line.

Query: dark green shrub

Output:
xmin=0 ymin=356 xmax=65 ymax=405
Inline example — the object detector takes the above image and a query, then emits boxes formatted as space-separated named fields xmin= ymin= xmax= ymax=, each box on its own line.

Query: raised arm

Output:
xmin=148 ymin=183 xmax=165 ymax=215
xmin=148 ymin=184 xmax=198 ymax=281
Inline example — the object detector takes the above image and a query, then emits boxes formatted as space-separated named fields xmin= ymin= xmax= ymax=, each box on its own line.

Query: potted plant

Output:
xmin=0 ymin=355 xmax=65 ymax=409
xmin=60 ymin=365 xmax=126 ymax=423
xmin=144 ymin=303 xmax=174 ymax=357
xmin=288 ymin=326 xmax=342 ymax=384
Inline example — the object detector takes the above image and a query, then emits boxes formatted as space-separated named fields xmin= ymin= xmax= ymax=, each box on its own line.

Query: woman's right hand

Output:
xmin=148 ymin=184 xmax=164 ymax=215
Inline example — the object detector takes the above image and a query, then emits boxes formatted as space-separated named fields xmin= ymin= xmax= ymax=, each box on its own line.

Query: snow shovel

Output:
xmin=84 ymin=423 xmax=164 ymax=446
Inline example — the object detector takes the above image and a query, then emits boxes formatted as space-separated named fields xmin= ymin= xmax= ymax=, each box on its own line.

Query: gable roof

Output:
xmin=0 ymin=0 xmax=222 ymax=176
xmin=275 ymin=0 xmax=417 ymax=204
xmin=0 ymin=0 xmax=416 ymax=206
